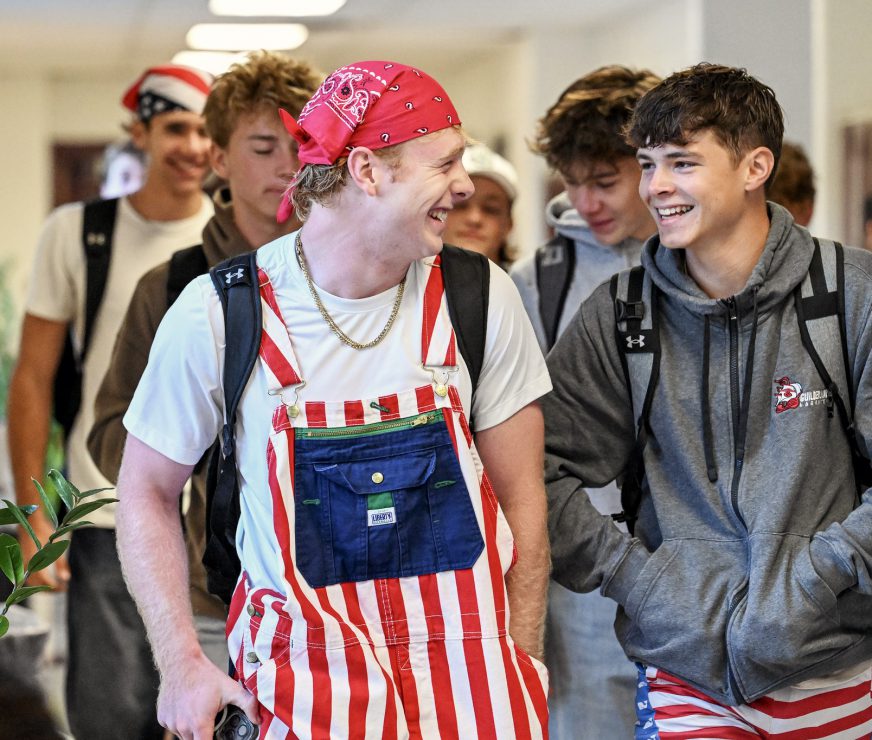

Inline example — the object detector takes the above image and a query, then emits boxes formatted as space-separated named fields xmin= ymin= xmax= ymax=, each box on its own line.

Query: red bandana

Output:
xmin=279 ymin=60 xmax=461 ymax=166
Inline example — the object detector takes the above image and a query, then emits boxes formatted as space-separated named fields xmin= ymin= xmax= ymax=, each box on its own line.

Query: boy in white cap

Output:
xmin=8 ymin=63 xmax=214 ymax=739
xmin=443 ymin=142 xmax=519 ymax=268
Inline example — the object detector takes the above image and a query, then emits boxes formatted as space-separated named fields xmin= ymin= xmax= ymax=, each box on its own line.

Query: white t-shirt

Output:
xmin=125 ymin=232 xmax=551 ymax=589
xmin=25 ymin=194 xmax=214 ymax=527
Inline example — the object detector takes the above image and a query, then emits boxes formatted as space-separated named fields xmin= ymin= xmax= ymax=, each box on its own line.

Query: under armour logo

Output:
xmin=224 ymin=267 xmax=245 ymax=284
xmin=626 ymin=335 xmax=645 ymax=348
xmin=85 ymin=232 xmax=107 ymax=247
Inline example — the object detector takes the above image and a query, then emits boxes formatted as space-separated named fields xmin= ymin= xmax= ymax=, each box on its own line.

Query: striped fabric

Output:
xmin=636 ymin=664 xmax=872 ymax=740
xmin=226 ymin=256 xmax=548 ymax=738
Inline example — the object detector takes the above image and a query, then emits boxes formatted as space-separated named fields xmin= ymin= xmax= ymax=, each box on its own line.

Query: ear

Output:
xmin=345 ymin=147 xmax=380 ymax=196
xmin=210 ymin=142 xmax=229 ymax=180
xmin=129 ymin=119 xmax=148 ymax=151
xmin=744 ymin=146 xmax=776 ymax=194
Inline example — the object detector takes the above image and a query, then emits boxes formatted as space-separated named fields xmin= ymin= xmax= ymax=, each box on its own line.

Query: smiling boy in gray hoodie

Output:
xmin=510 ymin=66 xmax=659 ymax=739
xmin=545 ymin=63 xmax=872 ymax=737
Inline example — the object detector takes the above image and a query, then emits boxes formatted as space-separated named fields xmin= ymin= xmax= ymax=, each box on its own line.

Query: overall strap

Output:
xmin=421 ymin=252 xmax=458 ymax=369
xmin=610 ymin=266 xmax=661 ymax=534
xmin=794 ymin=238 xmax=870 ymax=488
xmin=535 ymin=233 xmax=575 ymax=352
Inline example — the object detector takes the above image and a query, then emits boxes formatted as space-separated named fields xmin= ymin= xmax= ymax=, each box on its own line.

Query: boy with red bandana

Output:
xmin=116 ymin=61 xmax=551 ymax=739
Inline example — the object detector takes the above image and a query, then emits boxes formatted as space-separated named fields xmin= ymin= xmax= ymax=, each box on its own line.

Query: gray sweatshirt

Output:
xmin=510 ymin=192 xmax=644 ymax=353
xmin=544 ymin=203 xmax=872 ymax=705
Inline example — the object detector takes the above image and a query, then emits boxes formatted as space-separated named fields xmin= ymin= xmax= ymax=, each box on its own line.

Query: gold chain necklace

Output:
xmin=295 ymin=232 xmax=406 ymax=351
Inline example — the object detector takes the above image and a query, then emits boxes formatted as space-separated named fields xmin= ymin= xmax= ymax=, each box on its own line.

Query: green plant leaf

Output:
xmin=76 ymin=487 xmax=114 ymax=499
xmin=0 ymin=615 xmax=8 ymax=638
xmin=0 ymin=504 xmax=37 ymax=526
xmin=31 ymin=479 xmax=58 ymax=529
xmin=0 ymin=534 xmax=23 ymax=586
xmin=49 ymin=520 xmax=94 ymax=540
xmin=5 ymin=585 xmax=53 ymax=608
xmin=27 ymin=540 xmax=69 ymax=573
xmin=1 ymin=500 xmax=40 ymax=549
xmin=61 ymin=499 xmax=119 ymax=526
xmin=47 ymin=469 xmax=79 ymax=509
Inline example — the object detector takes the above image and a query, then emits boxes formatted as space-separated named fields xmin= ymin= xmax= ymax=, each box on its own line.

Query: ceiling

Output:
xmin=0 ymin=0 xmax=651 ymax=78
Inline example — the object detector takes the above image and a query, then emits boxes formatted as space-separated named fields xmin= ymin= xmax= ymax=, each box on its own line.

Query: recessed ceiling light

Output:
xmin=172 ymin=50 xmax=249 ymax=76
xmin=186 ymin=23 xmax=308 ymax=51
xmin=209 ymin=0 xmax=346 ymax=16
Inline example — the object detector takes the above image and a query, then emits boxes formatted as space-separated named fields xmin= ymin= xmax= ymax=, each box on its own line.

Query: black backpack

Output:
xmin=202 ymin=244 xmax=491 ymax=604
xmin=610 ymin=238 xmax=872 ymax=535
xmin=53 ymin=198 xmax=119 ymax=438
xmin=534 ymin=233 xmax=574 ymax=352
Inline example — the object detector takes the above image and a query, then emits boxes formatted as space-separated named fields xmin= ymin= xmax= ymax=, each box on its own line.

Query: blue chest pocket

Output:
xmin=293 ymin=410 xmax=484 ymax=589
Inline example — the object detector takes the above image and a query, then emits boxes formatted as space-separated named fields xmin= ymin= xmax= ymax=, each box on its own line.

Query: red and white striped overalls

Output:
xmin=226 ymin=256 xmax=549 ymax=739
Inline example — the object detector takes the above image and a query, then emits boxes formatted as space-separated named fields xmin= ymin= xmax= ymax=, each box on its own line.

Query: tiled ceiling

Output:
xmin=0 ymin=0 xmax=652 ymax=77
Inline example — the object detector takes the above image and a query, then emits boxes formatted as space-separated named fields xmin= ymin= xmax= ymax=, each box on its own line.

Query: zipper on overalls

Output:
xmin=295 ymin=409 xmax=443 ymax=439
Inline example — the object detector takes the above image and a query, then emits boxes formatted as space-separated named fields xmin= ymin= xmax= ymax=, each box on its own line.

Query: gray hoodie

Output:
xmin=544 ymin=203 xmax=872 ymax=706
xmin=510 ymin=192 xmax=644 ymax=353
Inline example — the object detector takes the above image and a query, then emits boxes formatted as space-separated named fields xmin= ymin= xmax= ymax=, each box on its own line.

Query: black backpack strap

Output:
xmin=166 ymin=244 xmax=209 ymax=308
xmin=202 ymin=251 xmax=262 ymax=604
xmin=440 ymin=245 xmax=490 ymax=431
xmin=81 ymin=197 xmax=119 ymax=358
xmin=610 ymin=266 xmax=661 ymax=534
xmin=53 ymin=197 xmax=119 ymax=437
xmin=794 ymin=238 xmax=870 ymax=488
xmin=535 ymin=234 xmax=575 ymax=351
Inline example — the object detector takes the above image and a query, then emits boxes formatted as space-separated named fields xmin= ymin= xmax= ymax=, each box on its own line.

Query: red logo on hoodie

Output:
xmin=774 ymin=376 xmax=802 ymax=413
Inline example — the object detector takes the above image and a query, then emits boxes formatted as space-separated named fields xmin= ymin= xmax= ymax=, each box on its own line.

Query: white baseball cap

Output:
xmin=462 ymin=143 xmax=518 ymax=202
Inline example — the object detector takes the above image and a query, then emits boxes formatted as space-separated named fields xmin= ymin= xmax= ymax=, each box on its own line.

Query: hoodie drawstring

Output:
xmin=734 ymin=287 xmax=761 ymax=466
xmin=701 ymin=315 xmax=718 ymax=482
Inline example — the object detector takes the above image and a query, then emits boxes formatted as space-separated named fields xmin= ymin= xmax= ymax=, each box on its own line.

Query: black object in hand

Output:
xmin=214 ymin=704 xmax=259 ymax=739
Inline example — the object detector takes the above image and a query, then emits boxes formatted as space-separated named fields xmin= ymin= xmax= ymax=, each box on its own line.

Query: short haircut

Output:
xmin=626 ymin=63 xmax=784 ymax=186
xmin=769 ymin=141 xmax=815 ymax=204
xmin=203 ymin=50 xmax=322 ymax=149
xmin=531 ymin=65 xmax=661 ymax=174
xmin=291 ymin=145 xmax=403 ymax=222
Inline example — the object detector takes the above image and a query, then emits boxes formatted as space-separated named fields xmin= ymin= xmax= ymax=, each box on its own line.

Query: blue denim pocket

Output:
xmin=293 ymin=409 xmax=483 ymax=588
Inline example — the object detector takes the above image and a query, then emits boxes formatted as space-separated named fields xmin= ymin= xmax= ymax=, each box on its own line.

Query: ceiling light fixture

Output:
xmin=208 ymin=0 xmax=346 ymax=16
xmin=172 ymin=50 xmax=249 ymax=76
xmin=186 ymin=23 xmax=308 ymax=51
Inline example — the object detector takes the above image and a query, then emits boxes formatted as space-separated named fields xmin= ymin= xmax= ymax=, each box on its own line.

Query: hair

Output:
xmin=768 ymin=141 xmax=815 ymax=205
xmin=530 ymin=65 xmax=661 ymax=174
xmin=626 ymin=63 xmax=784 ymax=186
xmin=203 ymin=50 xmax=322 ymax=149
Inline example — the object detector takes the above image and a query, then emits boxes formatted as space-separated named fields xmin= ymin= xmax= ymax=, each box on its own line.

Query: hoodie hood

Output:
xmin=546 ymin=191 xmax=646 ymax=256
xmin=640 ymin=202 xmax=815 ymax=319
xmin=201 ymin=187 xmax=253 ymax=265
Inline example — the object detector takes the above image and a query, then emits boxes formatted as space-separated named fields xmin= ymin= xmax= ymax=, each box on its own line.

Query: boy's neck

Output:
xmin=684 ymin=205 xmax=771 ymax=299
xmin=233 ymin=203 xmax=299 ymax=251
xmin=127 ymin=180 xmax=205 ymax=222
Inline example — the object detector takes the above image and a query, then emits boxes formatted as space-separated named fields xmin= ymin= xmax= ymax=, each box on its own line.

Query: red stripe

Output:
xmin=461 ymin=635 xmax=498 ymax=738
xmin=768 ymin=705 xmax=872 ymax=739
xmin=415 ymin=385 xmax=436 ymax=412
xmin=426 ymin=638 xmax=460 ymax=739
xmin=305 ymin=401 xmax=326 ymax=427
xmin=658 ymin=726 xmax=758 ymax=739
xmin=421 ymin=256 xmax=445 ymax=363
xmin=344 ymin=400 xmax=365 ymax=426
xmin=342 ymin=583 xmax=398 ymax=738
xmin=447 ymin=386 xmax=472 ymax=445
xmin=418 ymin=575 xmax=457 ymax=738
xmin=260 ymin=329 xmax=301 ymax=386
xmin=226 ymin=578 xmax=247 ymax=639
xmin=513 ymin=646 xmax=549 ymax=738
xmin=258 ymin=269 xmax=281 ymax=317
xmin=498 ymin=638 xmax=533 ymax=740
xmin=378 ymin=394 xmax=400 ymax=421
xmin=752 ymin=678 xmax=871 ymax=720
xmin=268 ymin=636 xmax=296 ymax=736
xmin=267 ymin=437 xmax=333 ymax=732
xmin=443 ymin=332 xmax=457 ymax=367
